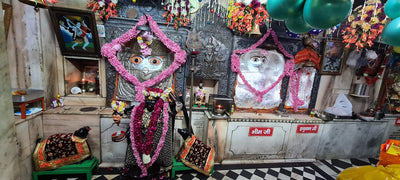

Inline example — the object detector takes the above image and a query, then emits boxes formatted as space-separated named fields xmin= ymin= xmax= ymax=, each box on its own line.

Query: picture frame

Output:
xmin=48 ymin=7 xmax=100 ymax=57
xmin=320 ymin=41 xmax=345 ymax=75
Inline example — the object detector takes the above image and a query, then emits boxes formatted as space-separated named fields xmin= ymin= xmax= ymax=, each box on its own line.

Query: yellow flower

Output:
xmin=365 ymin=5 xmax=374 ymax=11
xmin=362 ymin=23 xmax=371 ymax=31
xmin=370 ymin=17 xmax=379 ymax=24
xmin=348 ymin=15 xmax=355 ymax=21
xmin=357 ymin=20 xmax=364 ymax=26
xmin=351 ymin=21 xmax=357 ymax=28
xmin=137 ymin=37 xmax=142 ymax=41
xmin=362 ymin=14 xmax=368 ymax=19
xmin=376 ymin=9 xmax=381 ymax=14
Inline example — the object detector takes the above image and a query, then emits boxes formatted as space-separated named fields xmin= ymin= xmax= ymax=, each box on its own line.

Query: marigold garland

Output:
xmin=226 ymin=0 xmax=269 ymax=34
xmin=341 ymin=0 xmax=387 ymax=51
xmin=87 ymin=0 xmax=118 ymax=20
xmin=162 ymin=0 xmax=191 ymax=29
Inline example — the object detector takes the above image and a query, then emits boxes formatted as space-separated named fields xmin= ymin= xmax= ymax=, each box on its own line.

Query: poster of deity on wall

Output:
xmin=49 ymin=7 xmax=100 ymax=57
xmin=320 ymin=41 xmax=345 ymax=75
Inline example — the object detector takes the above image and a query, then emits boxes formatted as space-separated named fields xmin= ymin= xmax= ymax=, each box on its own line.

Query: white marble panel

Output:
xmin=384 ymin=116 xmax=400 ymax=140
xmin=101 ymin=118 xmax=130 ymax=163
xmin=317 ymin=122 xmax=376 ymax=159
xmin=191 ymin=111 xmax=207 ymax=142
xmin=19 ymin=155 xmax=33 ymax=180
xmin=207 ymin=119 xmax=228 ymax=163
xmin=173 ymin=118 xmax=183 ymax=156
xmin=16 ymin=120 xmax=31 ymax=159
xmin=362 ymin=122 xmax=388 ymax=157
xmin=29 ymin=115 xmax=43 ymax=153
xmin=225 ymin=122 xmax=291 ymax=160
xmin=285 ymin=124 xmax=324 ymax=159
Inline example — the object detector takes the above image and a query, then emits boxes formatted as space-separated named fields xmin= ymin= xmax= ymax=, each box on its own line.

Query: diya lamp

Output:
xmin=214 ymin=104 xmax=225 ymax=115
xmin=80 ymin=78 xmax=88 ymax=93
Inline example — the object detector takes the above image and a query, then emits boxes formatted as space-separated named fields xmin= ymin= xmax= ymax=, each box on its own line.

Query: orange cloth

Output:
xmin=294 ymin=47 xmax=321 ymax=69
xmin=378 ymin=139 xmax=400 ymax=166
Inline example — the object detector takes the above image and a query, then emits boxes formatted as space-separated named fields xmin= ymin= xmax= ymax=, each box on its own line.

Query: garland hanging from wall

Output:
xmin=87 ymin=0 xmax=118 ymax=20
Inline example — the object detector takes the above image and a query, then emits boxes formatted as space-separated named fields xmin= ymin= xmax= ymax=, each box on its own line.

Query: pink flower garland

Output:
xmin=289 ymin=70 xmax=305 ymax=111
xmin=133 ymin=97 xmax=164 ymax=155
xmin=101 ymin=15 xmax=187 ymax=102
xmin=231 ymin=29 xmax=294 ymax=103
xmin=137 ymin=32 xmax=153 ymax=56
xmin=129 ymin=100 xmax=169 ymax=177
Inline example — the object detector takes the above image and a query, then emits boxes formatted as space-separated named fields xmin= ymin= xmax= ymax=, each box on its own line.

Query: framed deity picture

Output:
xmin=49 ymin=7 xmax=100 ymax=57
xmin=320 ymin=41 xmax=345 ymax=75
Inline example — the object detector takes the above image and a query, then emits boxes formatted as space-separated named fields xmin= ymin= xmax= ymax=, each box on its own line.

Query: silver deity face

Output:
xmin=129 ymin=54 xmax=165 ymax=81
xmin=115 ymin=43 xmax=173 ymax=102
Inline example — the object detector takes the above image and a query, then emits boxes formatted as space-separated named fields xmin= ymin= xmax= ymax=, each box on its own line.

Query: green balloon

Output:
xmin=382 ymin=17 xmax=400 ymax=46
xmin=303 ymin=0 xmax=352 ymax=29
xmin=385 ymin=0 xmax=400 ymax=19
xmin=286 ymin=13 xmax=313 ymax=34
xmin=267 ymin=0 xmax=306 ymax=21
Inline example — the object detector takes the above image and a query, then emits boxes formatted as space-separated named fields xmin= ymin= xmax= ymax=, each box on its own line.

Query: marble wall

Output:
xmin=101 ymin=117 xmax=130 ymax=163
xmin=316 ymin=120 xmax=388 ymax=159
xmin=223 ymin=116 xmax=390 ymax=162
xmin=0 ymin=1 xmax=19 ymax=179
xmin=205 ymin=111 xmax=229 ymax=163
xmin=225 ymin=122 xmax=291 ymax=160
xmin=15 ymin=116 xmax=43 ymax=180
xmin=286 ymin=123 xmax=323 ymax=159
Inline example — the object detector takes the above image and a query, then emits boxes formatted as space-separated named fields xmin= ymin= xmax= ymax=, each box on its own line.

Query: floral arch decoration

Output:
xmin=101 ymin=14 xmax=187 ymax=103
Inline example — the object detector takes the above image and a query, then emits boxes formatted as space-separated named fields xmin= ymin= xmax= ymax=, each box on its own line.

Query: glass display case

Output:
xmin=207 ymin=94 xmax=234 ymax=116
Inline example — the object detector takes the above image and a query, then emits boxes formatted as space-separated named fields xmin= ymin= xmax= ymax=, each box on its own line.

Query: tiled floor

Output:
xmin=90 ymin=158 xmax=378 ymax=180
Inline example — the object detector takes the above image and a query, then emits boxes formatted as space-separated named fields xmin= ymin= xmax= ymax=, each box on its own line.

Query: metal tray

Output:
xmin=319 ymin=112 xmax=354 ymax=121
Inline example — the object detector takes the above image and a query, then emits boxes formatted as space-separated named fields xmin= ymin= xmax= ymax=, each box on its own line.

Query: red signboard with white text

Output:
xmin=249 ymin=127 xmax=274 ymax=136
xmin=296 ymin=125 xmax=319 ymax=133
xmin=395 ymin=118 xmax=400 ymax=126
